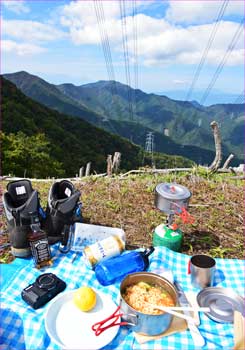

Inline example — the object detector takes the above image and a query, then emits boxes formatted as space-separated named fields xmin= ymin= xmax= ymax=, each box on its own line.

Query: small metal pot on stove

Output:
xmin=155 ymin=183 xmax=192 ymax=215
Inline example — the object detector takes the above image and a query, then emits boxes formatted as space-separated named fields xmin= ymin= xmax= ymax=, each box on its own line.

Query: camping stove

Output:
xmin=153 ymin=183 xmax=193 ymax=251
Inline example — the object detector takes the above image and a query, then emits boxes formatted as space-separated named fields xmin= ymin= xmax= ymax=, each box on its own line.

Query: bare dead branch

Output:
xmin=107 ymin=155 xmax=113 ymax=176
xmin=209 ymin=121 xmax=222 ymax=172
xmin=120 ymin=168 xmax=193 ymax=178
xmin=229 ymin=175 xmax=245 ymax=180
xmin=112 ymin=152 xmax=121 ymax=174
xmin=229 ymin=166 xmax=237 ymax=175
xmin=79 ymin=167 xmax=84 ymax=178
xmin=222 ymin=154 xmax=234 ymax=169
xmin=85 ymin=162 xmax=91 ymax=176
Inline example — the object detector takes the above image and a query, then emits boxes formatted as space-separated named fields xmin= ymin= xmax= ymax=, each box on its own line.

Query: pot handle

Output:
xmin=172 ymin=202 xmax=195 ymax=224
xmin=119 ymin=297 xmax=138 ymax=327
xmin=91 ymin=306 xmax=137 ymax=336
xmin=121 ymin=311 xmax=138 ymax=327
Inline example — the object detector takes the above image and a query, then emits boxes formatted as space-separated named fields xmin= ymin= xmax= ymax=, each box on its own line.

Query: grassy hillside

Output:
xmin=1 ymin=77 xmax=194 ymax=178
xmin=0 ymin=172 xmax=243 ymax=263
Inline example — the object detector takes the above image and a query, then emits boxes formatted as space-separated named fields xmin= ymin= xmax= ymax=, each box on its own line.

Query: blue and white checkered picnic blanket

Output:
xmin=0 ymin=245 xmax=244 ymax=350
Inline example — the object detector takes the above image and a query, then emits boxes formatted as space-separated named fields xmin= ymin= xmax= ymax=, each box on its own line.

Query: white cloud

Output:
xmin=60 ymin=0 xmax=150 ymax=28
xmin=60 ymin=0 xmax=120 ymax=28
xmin=1 ymin=0 xmax=243 ymax=95
xmin=2 ymin=0 xmax=30 ymax=14
xmin=60 ymin=1 xmax=162 ymax=45
xmin=139 ymin=21 xmax=244 ymax=66
xmin=2 ymin=19 xmax=65 ymax=42
xmin=166 ymin=0 xmax=244 ymax=24
xmin=2 ymin=40 xmax=46 ymax=56
xmin=60 ymin=0 xmax=244 ymax=68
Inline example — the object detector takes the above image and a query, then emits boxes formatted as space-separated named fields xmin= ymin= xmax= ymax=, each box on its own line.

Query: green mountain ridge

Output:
xmin=1 ymin=77 xmax=196 ymax=178
xmin=108 ymin=121 xmax=219 ymax=166
xmin=4 ymin=71 xmax=244 ymax=165
xmin=57 ymin=79 xmax=244 ymax=156
xmin=3 ymin=71 xmax=104 ymax=125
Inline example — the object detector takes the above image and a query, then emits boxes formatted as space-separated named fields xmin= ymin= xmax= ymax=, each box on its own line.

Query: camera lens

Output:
xmin=37 ymin=273 xmax=56 ymax=290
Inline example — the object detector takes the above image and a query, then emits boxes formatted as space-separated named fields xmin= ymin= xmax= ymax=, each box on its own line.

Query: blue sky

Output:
xmin=1 ymin=0 xmax=244 ymax=105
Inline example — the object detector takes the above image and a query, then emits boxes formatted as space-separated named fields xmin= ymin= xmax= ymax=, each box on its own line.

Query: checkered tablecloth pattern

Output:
xmin=0 ymin=245 xmax=244 ymax=350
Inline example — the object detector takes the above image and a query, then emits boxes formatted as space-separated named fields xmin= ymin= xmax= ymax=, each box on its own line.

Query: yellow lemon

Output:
xmin=73 ymin=286 xmax=97 ymax=312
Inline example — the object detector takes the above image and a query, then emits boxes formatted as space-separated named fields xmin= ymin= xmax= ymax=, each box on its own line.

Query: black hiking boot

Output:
xmin=3 ymin=179 xmax=44 ymax=257
xmin=43 ymin=180 xmax=82 ymax=244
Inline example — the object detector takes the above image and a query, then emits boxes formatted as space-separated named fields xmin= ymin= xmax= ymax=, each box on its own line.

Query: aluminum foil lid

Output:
xmin=197 ymin=287 xmax=245 ymax=323
xmin=155 ymin=183 xmax=191 ymax=200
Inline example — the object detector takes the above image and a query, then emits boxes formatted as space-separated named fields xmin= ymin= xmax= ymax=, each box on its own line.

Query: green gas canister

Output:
xmin=153 ymin=223 xmax=183 ymax=252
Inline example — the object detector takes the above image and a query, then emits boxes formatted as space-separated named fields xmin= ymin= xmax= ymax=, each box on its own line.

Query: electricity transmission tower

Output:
xmin=144 ymin=132 xmax=155 ymax=168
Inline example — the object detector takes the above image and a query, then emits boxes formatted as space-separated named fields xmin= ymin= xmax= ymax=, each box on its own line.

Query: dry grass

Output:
xmin=0 ymin=171 xmax=244 ymax=263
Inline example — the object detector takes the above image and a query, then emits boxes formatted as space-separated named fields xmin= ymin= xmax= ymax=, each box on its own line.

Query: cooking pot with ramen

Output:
xmin=119 ymin=272 xmax=178 ymax=335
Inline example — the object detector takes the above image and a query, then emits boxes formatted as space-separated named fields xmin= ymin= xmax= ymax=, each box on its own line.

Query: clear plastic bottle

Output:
xmin=72 ymin=223 xmax=126 ymax=249
xmin=28 ymin=214 xmax=52 ymax=268
xmin=94 ymin=247 xmax=155 ymax=286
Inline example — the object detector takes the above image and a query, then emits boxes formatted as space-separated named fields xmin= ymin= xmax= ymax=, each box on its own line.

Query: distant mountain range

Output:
xmin=4 ymin=71 xmax=244 ymax=166
xmin=155 ymin=90 xmax=240 ymax=106
xmin=1 ymin=77 xmax=196 ymax=177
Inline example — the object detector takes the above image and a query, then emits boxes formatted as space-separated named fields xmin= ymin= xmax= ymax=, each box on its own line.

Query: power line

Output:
xmin=93 ymin=0 xmax=121 ymax=134
xmin=119 ymin=0 xmax=134 ymax=122
xmin=200 ymin=18 xmax=244 ymax=105
xmin=233 ymin=91 xmax=245 ymax=104
xmin=94 ymin=0 xmax=116 ymax=91
xmin=97 ymin=0 xmax=118 ymax=96
xmin=132 ymin=0 xmax=139 ymax=91
xmin=185 ymin=0 xmax=229 ymax=101
xmin=132 ymin=0 xmax=139 ymax=121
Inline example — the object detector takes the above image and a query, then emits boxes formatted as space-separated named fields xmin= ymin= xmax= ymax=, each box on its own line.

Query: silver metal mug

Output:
xmin=189 ymin=254 xmax=216 ymax=289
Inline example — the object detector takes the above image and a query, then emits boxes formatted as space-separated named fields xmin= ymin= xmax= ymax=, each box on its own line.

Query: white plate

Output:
xmin=45 ymin=290 xmax=120 ymax=350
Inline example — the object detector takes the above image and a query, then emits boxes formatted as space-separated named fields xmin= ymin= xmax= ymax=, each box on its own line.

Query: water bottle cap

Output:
xmin=140 ymin=246 xmax=155 ymax=270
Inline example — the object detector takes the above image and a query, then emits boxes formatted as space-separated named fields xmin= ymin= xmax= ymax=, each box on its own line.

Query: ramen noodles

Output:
xmin=122 ymin=281 xmax=175 ymax=315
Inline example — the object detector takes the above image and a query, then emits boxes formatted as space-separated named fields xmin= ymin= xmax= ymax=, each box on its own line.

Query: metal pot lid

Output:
xmin=197 ymin=287 xmax=245 ymax=323
xmin=155 ymin=183 xmax=191 ymax=200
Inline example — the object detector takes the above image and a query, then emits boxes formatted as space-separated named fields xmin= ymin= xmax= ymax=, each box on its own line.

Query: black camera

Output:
xmin=21 ymin=273 xmax=66 ymax=309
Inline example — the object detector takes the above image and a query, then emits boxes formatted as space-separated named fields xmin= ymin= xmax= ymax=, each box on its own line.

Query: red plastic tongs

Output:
xmin=92 ymin=306 xmax=128 ymax=336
